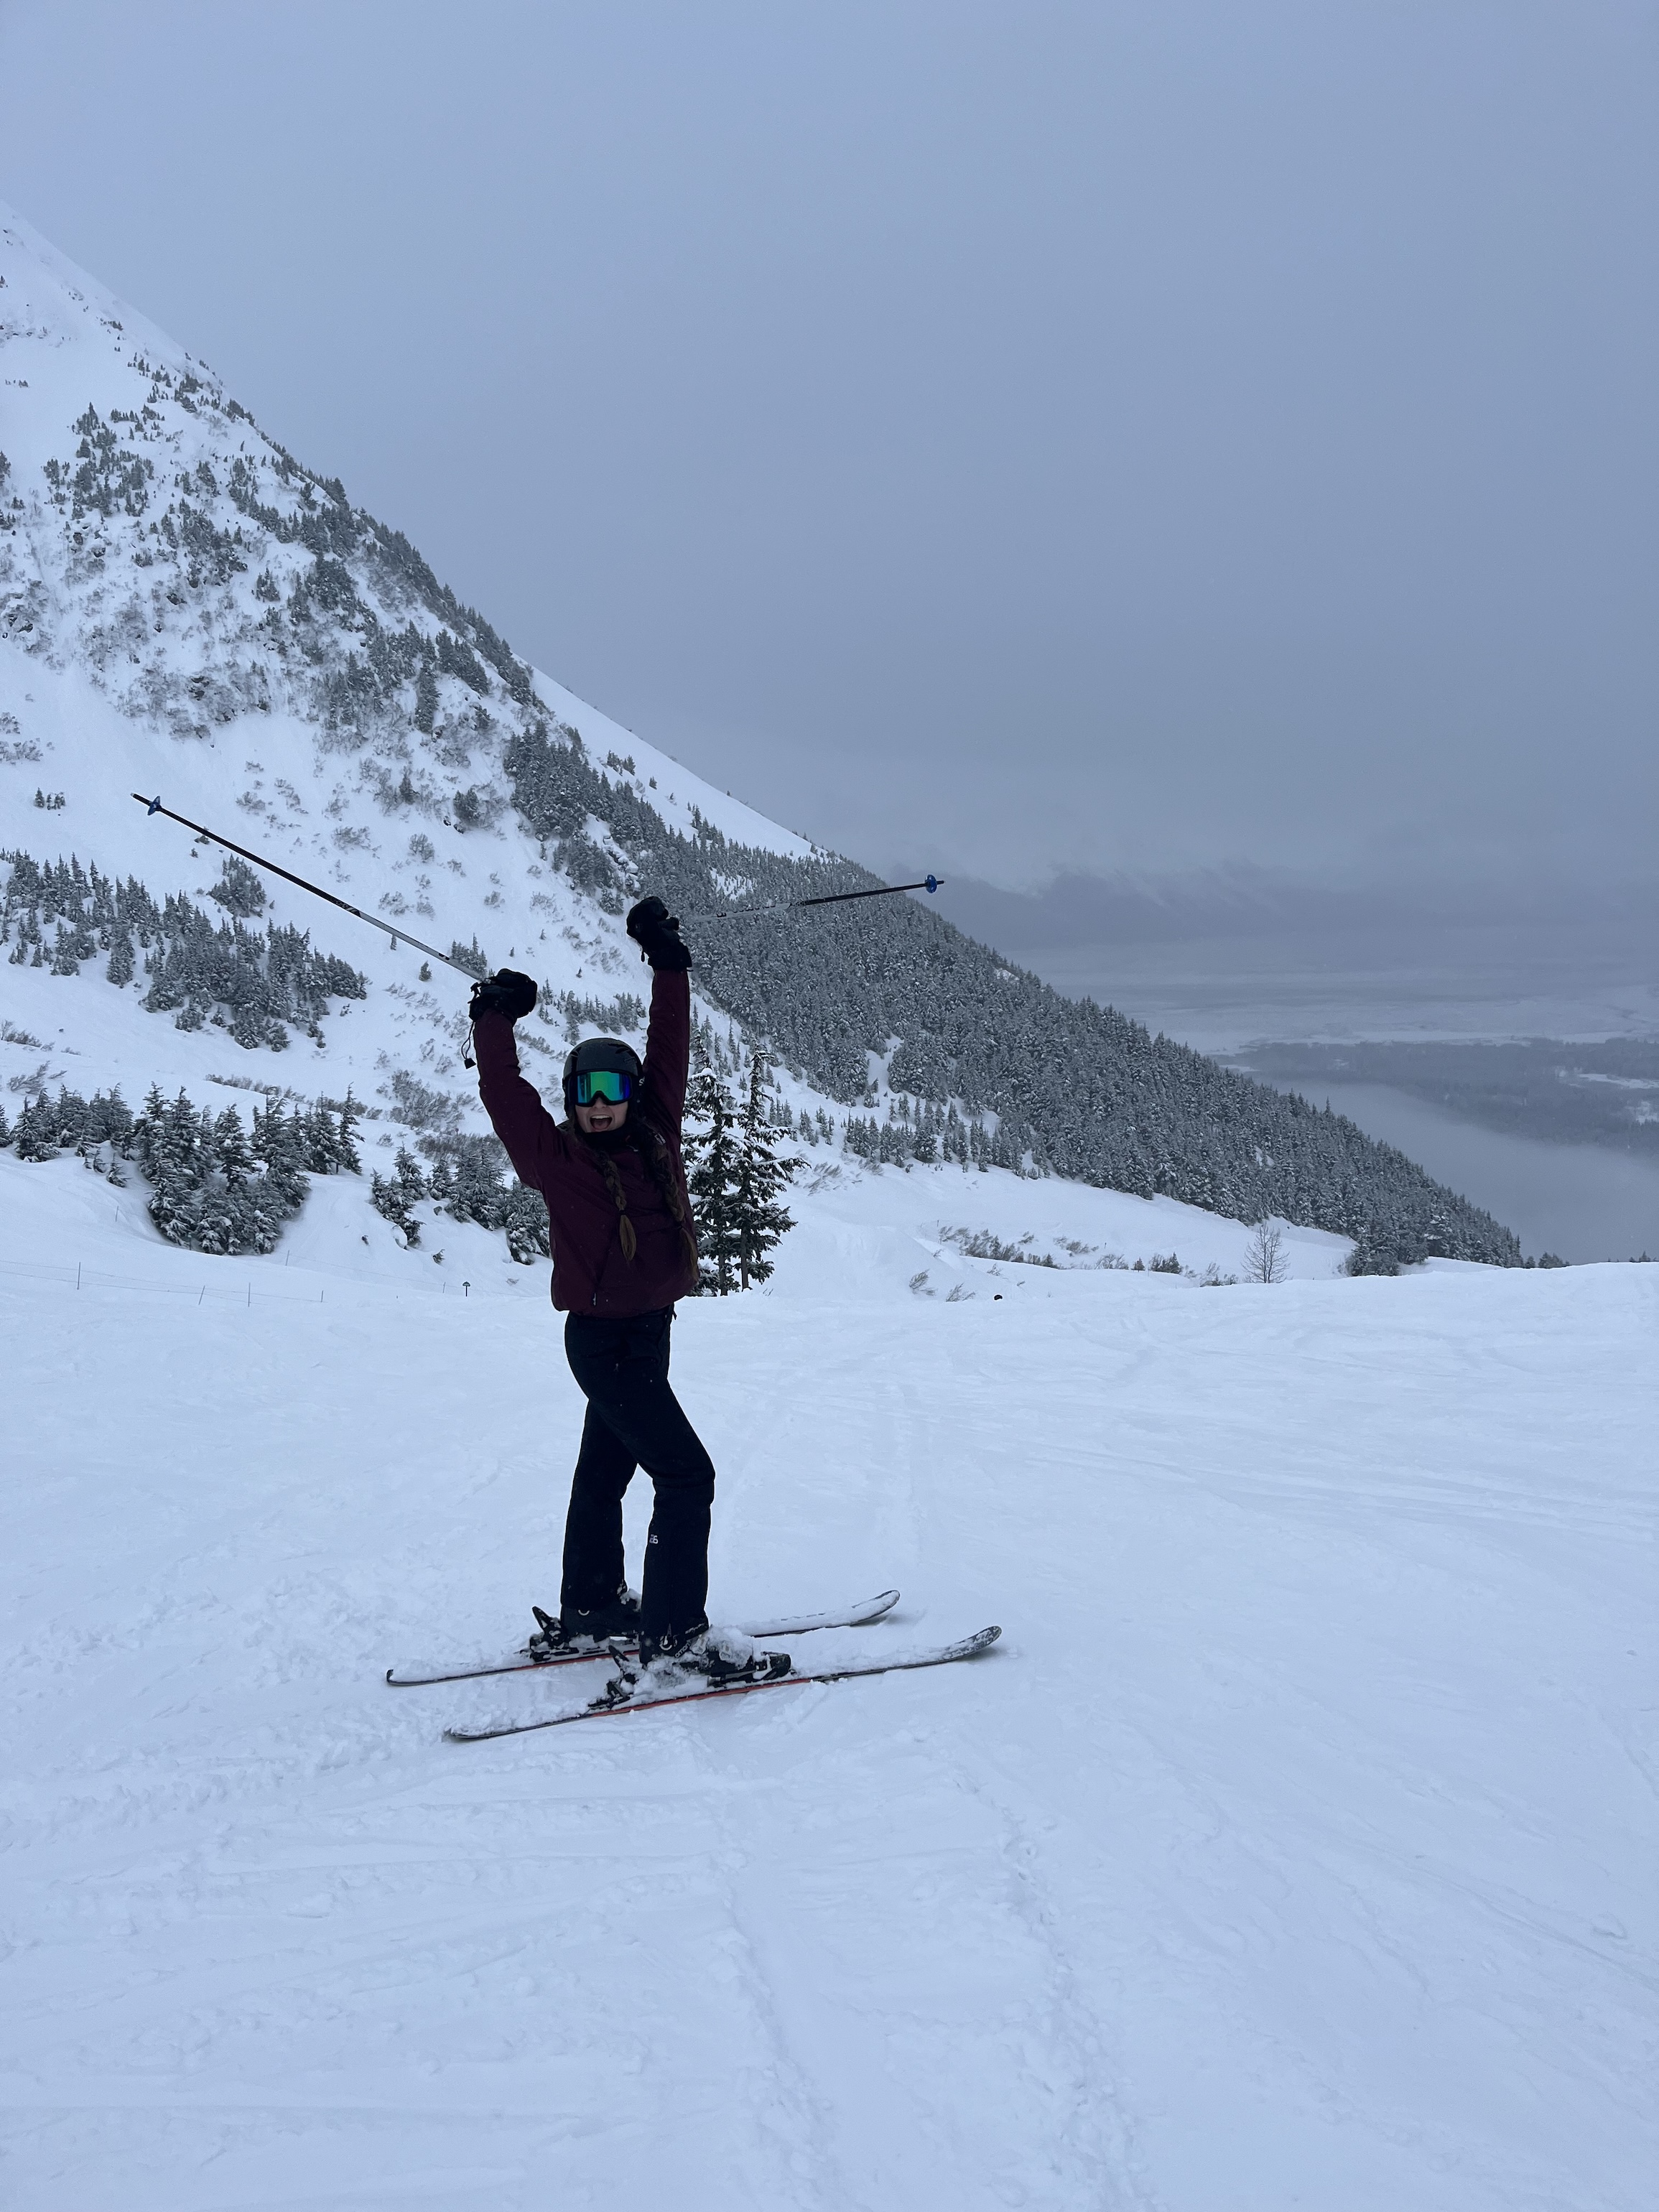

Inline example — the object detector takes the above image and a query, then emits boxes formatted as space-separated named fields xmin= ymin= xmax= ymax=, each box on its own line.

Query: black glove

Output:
xmin=626 ymin=896 xmax=692 ymax=972
xmin=469 ymin=967 xmax=537 ymax=1023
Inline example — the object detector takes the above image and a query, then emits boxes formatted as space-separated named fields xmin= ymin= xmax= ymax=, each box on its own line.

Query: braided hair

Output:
xmin=572 ymin=1115 xmax=699 ymax=1273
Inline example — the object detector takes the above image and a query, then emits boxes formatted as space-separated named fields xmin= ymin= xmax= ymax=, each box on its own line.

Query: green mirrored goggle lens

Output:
xmin=575 ymin=1068 xmax=634 ymax=1105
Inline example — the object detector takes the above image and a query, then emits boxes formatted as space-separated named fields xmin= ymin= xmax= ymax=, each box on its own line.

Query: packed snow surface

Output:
xmin=4 ymin=1153 xmax=1654 ymax=2211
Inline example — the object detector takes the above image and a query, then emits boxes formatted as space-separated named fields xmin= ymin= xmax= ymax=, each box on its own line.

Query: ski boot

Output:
xmin=600 ymin=1621 xmax=792 ymax=1705
xmin=524 ymin=1584 xmax=641 ymax=1660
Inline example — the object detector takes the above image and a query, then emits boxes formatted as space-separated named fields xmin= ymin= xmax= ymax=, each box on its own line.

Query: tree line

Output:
xmin=502 ymin=720 xmax=1522 ymax=1273
xmin=0 ymin=1081 xmax=362 ymax=1255
xmin=3 ymin=850 xmax=367 ymax=1051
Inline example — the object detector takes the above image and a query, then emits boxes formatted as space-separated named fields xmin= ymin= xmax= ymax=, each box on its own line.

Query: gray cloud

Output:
xmin=2 ymin=0 xmax=1654 ymax=914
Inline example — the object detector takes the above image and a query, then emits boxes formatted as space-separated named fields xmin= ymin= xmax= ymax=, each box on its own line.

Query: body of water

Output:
xmin=1278 ymin=1081 xmax=1659 ymax=1264
xmin=1023 ymin=957 xmax=1659 ymax=1263
xmin=1006 ymin=939 xmax=1659 ymax=1263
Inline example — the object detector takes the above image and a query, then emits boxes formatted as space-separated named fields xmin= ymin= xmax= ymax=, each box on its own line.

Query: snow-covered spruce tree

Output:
xmin=370 ymin=1147 xmax=429 ymax=1247
xmin=733 ymin=1053 xmax=800 ymax=1291
xmin=251 ymin=1100 xmax=311 ymax=1218
xmin=412 ymin=1128 xmax=550 ymax=1264
xmin=190 ymin=1107 xmax=268 ymax=1256
xmin=499 ymin=1181 xmax=552 ymax=1265
xmin=123 ymin=1088 xmax=355 ymax=1255
xmin=684 ymin=1060 xmax=743 ymax=1296
xmin=440 ymin=1135 xmax=514 ymax=1230
xmin=134 ymin=1087 xmax=211 ymax=1244
xmin=307 ymin=1089 xmax=363 ymax=1174
xmin=412 ymin=659 xmax=438 ymax=734
xmin=208 ymin=857 xmax=266 ymax=918
xmin=10 ymin=1094 xmax=62 ymax=1164
xmin=1344 ymin=1224 xmax=1401 ymax=1278
xmin=6 ymin=1084 xmax=133 ymax=1171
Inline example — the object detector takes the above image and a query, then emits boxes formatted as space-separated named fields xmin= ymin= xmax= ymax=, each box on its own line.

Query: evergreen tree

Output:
xmin=212 ymin=1105 xmax=256 ymax=1184
xmin=1344 ymin=1224 xmax=1401 ymax=1278
xmin=134 ymin=1088 xmax=208 ymax=1244
xmin=252 ymin=1102 xmax=311 ymax=1216
xmin=208 ymin=856 xmax=266 ymax=917
xmin=193 ymin=1108 xmax=259 ymax=1255
xmin=12 ymin=1094 xmax=60 ymax=1162
xmin=501 ymin=1181 xmax=552 ymax=1265
xmin=432 ymin=1132 xmax=511 ymax=1229
xmin=333 ymin=1089 xmax=363 ymax=1173
xmin=412 ymin=661 xmax=438 ymax=733
xmin=85 ymin=1079 xmax=353 ymax=1259
xmin=684 ymin=1061 xmax=743 ymax=1295
xmin=733 ymin=1053 xmax=799 ymax=1290
xmin=370 ymin=1146 xmax=428 ymax=1247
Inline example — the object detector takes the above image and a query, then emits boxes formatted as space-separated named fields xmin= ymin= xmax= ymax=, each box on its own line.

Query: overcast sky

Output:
xmin=2 ymin=1 xmax=1655 ymax=962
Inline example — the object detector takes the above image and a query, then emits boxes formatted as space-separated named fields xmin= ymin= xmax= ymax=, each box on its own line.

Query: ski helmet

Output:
xmin=562 ymin=1036 xmax=643 ymax=1117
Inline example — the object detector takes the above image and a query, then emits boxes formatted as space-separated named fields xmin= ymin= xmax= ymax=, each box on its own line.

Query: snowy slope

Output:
xmin=0 ymin=195 xmax=824 ymax=1206
xmin=2 ymin=1167 xmax=1653 ymax=2211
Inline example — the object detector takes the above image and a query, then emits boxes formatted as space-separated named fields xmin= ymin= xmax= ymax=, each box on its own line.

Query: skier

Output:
xmin=466 ymin=896 xmax=786 ymax=1693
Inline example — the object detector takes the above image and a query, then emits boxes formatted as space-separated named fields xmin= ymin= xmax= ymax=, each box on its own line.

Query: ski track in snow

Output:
xmin=3 ymin=1183 xmax=1655 ymax=2209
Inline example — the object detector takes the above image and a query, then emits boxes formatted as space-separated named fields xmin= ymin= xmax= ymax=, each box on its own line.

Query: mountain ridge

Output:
xmin=0 ymin=202 xmax=1523 ymax=1268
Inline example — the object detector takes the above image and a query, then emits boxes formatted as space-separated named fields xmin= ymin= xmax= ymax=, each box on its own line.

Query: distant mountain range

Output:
xmin=0 ymin=203 xmax=1521 ymax=1268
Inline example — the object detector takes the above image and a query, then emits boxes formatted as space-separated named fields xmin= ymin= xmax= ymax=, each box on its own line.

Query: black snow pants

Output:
xmin=560 ymin=1306 xmax=715 ymax=1643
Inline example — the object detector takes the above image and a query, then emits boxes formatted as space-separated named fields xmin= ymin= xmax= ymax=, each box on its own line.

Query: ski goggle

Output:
xmin=574 ymin=1068 xmax=635 ymax=1106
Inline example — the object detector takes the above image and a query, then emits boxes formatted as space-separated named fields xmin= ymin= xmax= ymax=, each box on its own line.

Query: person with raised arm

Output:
xmin=467 ymin=897 xmax=786 ymax=1693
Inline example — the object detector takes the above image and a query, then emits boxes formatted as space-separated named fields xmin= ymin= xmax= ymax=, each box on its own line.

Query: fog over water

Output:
xmin=933 ymin=873 xmax=1659 ymax=1259
xmin=1275 ymin=1085 xmax=1659 ymax=1266
xmin=1118 ymin=973 xmax=1659 ymax=1264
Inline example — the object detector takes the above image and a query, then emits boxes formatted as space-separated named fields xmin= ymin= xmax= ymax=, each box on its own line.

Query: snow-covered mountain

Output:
xmin=4 ymin=207 xmax=1651 ymax=2210
xmin=0 ymin=202 xmax=821 ymax=1247
xmin=0 ymin=200 xmax=1529 ymax=1275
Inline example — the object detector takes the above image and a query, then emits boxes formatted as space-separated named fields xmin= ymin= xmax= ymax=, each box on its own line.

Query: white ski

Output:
xmin=445 ymin=1626 xmax=1003 ymax=1741
xmin=386 ymin=1588 xmax=902 ymax=1686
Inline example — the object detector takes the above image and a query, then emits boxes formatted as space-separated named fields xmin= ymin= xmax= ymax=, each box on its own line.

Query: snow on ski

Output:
xmin=444 ymin=1626 xmax=1003 ymax=1740
xmin=385 ymin=1588 xmax=903 ymax=1686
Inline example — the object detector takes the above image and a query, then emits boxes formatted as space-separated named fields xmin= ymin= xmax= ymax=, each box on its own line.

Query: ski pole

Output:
xmin=705 ymin=874 xmax=943 ymax=921
xmin=131 ymin=793 xmax=482 ymax=979
xmin=134 ymin=789 xmax=939 ymax=949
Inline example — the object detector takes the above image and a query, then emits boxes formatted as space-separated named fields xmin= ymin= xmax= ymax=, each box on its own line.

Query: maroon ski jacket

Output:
xmin=473 ymin=967 xmax=698 ymax=1315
